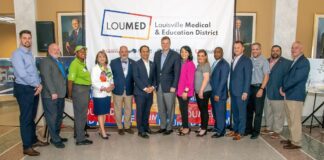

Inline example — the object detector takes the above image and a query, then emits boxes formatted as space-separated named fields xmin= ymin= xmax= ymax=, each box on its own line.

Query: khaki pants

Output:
xmin=264 ymin=98 xmax=286 ymax=133
xmin=113 ymin=91 xmax=133 ymax=129
xmin=284 ymin=100 xmax=303 ymax=146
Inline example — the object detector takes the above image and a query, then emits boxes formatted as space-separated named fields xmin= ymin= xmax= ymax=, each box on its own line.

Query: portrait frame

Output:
xmin=311 ymin=14 xmax=324 ymax=59
xmin=57 ymin=12 xmax=85 ymax=56
xmin=235 ymin=13 xmax=257 ymax=57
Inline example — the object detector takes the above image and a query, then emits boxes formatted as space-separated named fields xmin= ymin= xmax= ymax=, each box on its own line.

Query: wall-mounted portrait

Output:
xmin=312 ymin=14 xmax=324 ymax=59
xmin=57 ymin=12 xmax=85 ymax=56
xmin=235 ymin=13 xmax=256 ymax=57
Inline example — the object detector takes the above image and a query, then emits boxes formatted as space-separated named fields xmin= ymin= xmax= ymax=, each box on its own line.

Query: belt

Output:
xmin=251 ymin=84 xmax=262 ymax=87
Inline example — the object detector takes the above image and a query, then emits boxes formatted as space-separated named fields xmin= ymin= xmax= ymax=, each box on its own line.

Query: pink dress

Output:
xmin=176 ymin=60 xmax=196 ymax=97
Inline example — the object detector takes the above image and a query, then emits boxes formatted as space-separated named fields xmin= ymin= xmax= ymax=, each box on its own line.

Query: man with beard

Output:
xmin=11 ymin=30 xmax=49 ymax=156
xmin=262 ymin=45 xmax=292 ymax=139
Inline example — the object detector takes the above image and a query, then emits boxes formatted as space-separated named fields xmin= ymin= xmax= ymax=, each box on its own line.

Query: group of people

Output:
xmin=11 ymin=30 xmax=310 ymax=157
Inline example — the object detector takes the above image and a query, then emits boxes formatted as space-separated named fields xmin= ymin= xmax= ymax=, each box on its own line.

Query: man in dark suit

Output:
xmin=262 ymin=45 xmax=292 ymax=139
xmin=153 ymin=36 xmax=180 ymax=135
xmin=228 ymin=41 xmax=253 ymax=140
xmin=110 ymin=46 xmax=135 ymax=135
xmin=39 ymin=43 xmax=68 ymax=148
xmin=65 ymin=18 xmax=84 ymax=55
xmin=210 ymin=47 xmax=230 ymax=138
xmin=133 ymin=45 xmax=156 ymax=138
xmin=280 ymin=41 xmax=310 ymax=149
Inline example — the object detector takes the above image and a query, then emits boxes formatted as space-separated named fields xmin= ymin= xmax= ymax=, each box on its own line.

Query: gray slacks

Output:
xmin=157 ymin=84 xmax=176 ymax=130
xmin=72 ymin=84 xmax=90 ymax=142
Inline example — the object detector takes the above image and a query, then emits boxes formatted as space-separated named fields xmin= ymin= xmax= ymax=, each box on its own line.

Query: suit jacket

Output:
xmin=39 ymin=56 xmax=67 ymax=98
xmin=229 ymin=55 xmax=253 ymax=96
xmin=67 ymin=27 xmax=84 ymax=46
xmin=133 ymin=59 xmax=156 ymax=95
xmin=266 ymin=57 xmax=292 ymax=100
xmin=153 ymin=49 xmax=180 ymax=92
xmin=282 ymin=55 xmax=310 ymax=101
xmin=210 ymin=58 xmax=230 ymax=100
xmin=110 ymin=57 xmax=135 ymax=96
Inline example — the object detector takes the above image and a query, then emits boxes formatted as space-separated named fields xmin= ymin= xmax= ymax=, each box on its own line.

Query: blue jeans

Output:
xmin=14 ymin=83 xmax=39 ymax=149
xmin=42 ymin=98 xmax=65 ymax=143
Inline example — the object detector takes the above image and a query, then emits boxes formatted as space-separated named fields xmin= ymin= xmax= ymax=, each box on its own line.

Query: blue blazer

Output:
xmin=133 ymin=59 xmax=156 ymax=96
xmin=266 ymin=57 xmax=292 ymax=100
xmin=282 ymin=55 xmax=310 ymax=101
xmin=210 ymin=58 xmax=230 ymax=100
xmin=153 ymin=49 xmax=181 ymax=92
xmin=67 ymin=27 xmax=85 ymax=46
xmin=110 ymin=57 xmax=135 ymax=96
xmin=229 ymin=55 xmax=253 ymax=96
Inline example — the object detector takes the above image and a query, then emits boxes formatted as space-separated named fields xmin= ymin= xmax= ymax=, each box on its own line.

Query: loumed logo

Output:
xmin=101 ymin=10 xmax=152 ymax=40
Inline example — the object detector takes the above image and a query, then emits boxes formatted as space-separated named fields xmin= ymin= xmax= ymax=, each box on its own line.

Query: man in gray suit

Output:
xmin=39 ymin=43 xmax=68 ymax=148
xmin=154 ymin=36 xmax=180 ymax=135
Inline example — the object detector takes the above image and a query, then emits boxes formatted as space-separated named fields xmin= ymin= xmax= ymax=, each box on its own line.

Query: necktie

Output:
xmin=211 ymin=61 xmax=217 ymax=71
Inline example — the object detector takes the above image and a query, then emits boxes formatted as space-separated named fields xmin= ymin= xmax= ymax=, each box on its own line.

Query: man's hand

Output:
xmin=106 ymin=85 xmax=114 ymax=93
xmin=256 ymin=89 xmax=263 ymax=98
xmin=34 ymin=84 xmax=42 ymax=96
xmin=170 ymin=87 xmax=176 ymax=93
xmin=214 ymin=95 xmax=220 ymax=102
xmin=51 ymin=93 xmax=58 ymax=100
xmin=241 ymin=92 xmax=248 ymax=101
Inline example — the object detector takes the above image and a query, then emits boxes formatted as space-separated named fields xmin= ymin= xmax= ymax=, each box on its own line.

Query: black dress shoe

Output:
xmin=76 ymin=139 xmax=93 ymax=145
xmin=156 ymin=129 xmax=166 ymax=134
xmin=32 ymin=140 xmax=49 ymax=147
xmin=211 ymin=133 xmax=224 ymax=138
xmin=163 ymin=130 xmax=173 ymax=135
xmin=250 ymin=134 xmax=259 ymax=139
xmin=145 ymin=129 xmax=153 ymax=134
xmin=60 ymin=137 xmax=68 ymax=142
xmin=138 ymin=132 xmax=149 ymax=139
xmin=50 ymin=139 xmax=65 ymax=149
xmin=23 ymin=148 xmax=40 ymax=156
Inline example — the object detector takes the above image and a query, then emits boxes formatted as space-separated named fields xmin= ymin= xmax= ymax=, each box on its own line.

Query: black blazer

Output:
xmin=133 ymin=59 xmax=156 ymax=95
xmin=153 ymin=49 xmax=180 ymax=92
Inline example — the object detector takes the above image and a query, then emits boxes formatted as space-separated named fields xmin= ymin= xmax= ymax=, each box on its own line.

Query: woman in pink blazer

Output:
xmin=176 ymin=46 xmax=196 ymax=136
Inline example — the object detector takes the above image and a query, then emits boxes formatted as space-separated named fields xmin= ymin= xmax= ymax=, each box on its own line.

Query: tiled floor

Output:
xmin=0 ymin=100 xmax=323 ymax=160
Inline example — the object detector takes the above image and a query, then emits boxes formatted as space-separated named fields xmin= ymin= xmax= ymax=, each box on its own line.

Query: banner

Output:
xmin=85 ymin=0 xmax=235 ymax=126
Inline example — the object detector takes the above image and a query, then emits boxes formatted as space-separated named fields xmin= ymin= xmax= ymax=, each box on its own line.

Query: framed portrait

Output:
xmin=235 ymin=13 xmax=256 ymax=57
xmin=57 ymin=12 xmax=85 ymax=56
xmin=311 ymin=14 xmax=324 ymax=59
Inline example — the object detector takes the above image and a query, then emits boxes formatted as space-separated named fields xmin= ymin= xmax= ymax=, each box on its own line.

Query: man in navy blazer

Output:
xmin=210 ymin=47 xmax=230 ymax=138
xmin=153 ymin=36 xmax=181 ymax=135
xmin=229 ymin=41 xmax=253 ymax=140
xmin=263 ymin=45 xmax=292 ymax=139
xmin=280 ymin=41 xmax=310 ymax=149
xmin=110 ymin=46 xmax=135 ymax=135
xmin=133 ymin=45 xmax=156 ymax=138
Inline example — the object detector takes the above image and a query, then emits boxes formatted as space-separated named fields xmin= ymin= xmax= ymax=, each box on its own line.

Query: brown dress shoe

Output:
xmin=226 ymin=131 xmax=237 ymax=137
xmin=283 ymin=143 xmax=301 ymax=149
xmin=233 ymin=134 xmax=242 ymax=140
xmin=23 ymin=148 xmax=40 ymax=156
xmin=118 ymin=129 xmax=125 ymax=135
xmin=125 ymin=128 xmax=134 ymax=134
xmin=32 ymin=140 xmax=49 ymax=147
xmin=280 ymin=140 xmax=291 ymax=145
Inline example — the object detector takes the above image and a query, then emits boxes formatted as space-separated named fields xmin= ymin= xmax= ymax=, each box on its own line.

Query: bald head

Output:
xmin=291 ymin=41 xmax=303 ymax=59
xmin=119 ymin=45 xmax=129 ymax=60
xmin=48 ymin=43 xmax=61 ymax=59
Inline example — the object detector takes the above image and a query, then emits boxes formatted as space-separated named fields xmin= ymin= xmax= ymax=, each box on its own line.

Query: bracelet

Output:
xmin=259 ymin=87 xmax=264 ymax=90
